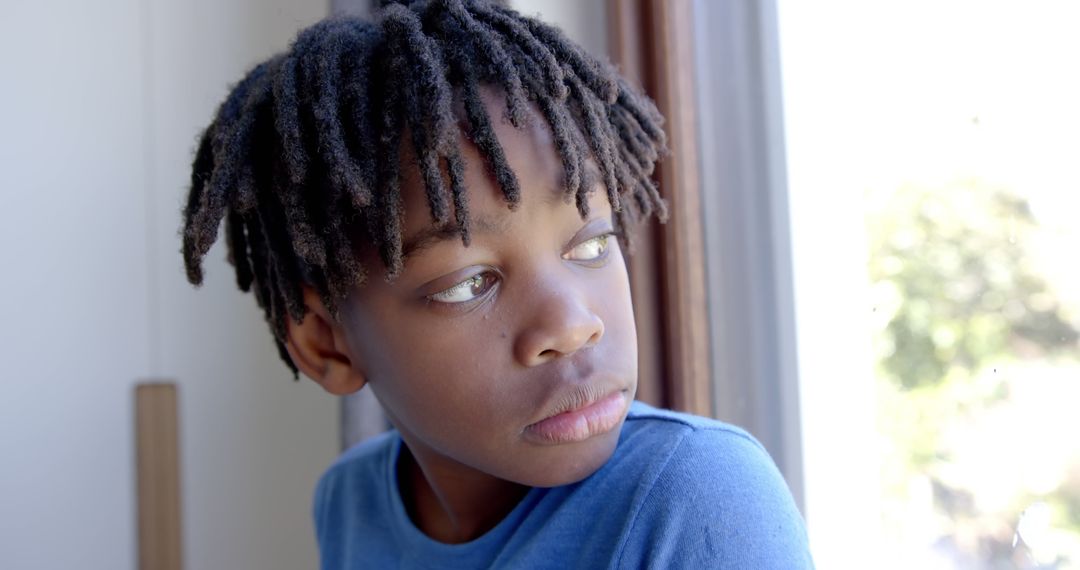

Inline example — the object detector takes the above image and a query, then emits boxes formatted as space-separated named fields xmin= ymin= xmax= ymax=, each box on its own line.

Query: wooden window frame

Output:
xmin=611 ymin=0 xmax=805 ymax=508
xmin=609 ymin=0 xmax=713 ymax=417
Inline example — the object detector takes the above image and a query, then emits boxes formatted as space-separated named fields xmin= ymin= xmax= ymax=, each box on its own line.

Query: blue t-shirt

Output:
xmin=313 ymin=401 xmax=814 ymax=569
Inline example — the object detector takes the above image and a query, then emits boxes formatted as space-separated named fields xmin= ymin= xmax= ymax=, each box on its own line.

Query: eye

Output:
xmin=427 ymin=272 xmax=499 ymax=304
xmin=563 ymin=233 xmax=613 ymax=262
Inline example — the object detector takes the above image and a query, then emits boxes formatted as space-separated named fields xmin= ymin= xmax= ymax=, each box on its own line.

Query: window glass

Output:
xmin=780 ymin=2 xmax=1080 ymax=567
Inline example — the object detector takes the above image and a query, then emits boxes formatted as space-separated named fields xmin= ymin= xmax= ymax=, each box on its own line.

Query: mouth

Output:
xmin=523 ymin=388 xmax=630 ymax=445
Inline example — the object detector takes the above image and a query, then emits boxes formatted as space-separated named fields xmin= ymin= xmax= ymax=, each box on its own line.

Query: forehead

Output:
xmin=396 ymin=85 xmax=600 ymax=239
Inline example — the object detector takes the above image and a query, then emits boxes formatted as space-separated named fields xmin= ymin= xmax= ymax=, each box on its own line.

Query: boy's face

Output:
xmin=338 ymin=90 xmax=638 ymax=487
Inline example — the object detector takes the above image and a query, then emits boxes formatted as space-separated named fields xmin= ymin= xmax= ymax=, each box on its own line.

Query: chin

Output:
xmin=516 ymin=427 xmax=623 ymax=488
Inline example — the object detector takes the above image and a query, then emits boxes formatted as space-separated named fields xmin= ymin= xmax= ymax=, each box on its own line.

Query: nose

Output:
xmin=514 ymin=282 xmax=605 ymax=367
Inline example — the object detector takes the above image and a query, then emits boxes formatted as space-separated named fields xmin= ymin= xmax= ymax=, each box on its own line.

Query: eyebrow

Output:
xmin=401 ymin=216 xmax=510 ymax=259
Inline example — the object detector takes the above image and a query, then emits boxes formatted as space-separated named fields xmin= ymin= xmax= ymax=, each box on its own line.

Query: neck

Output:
xmin=397 ymin=440 xmax=530 ymax=544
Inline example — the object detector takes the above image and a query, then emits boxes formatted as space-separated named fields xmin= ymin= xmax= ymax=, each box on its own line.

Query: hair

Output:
xmin=181 ymin=0 xmax=669 ymax=376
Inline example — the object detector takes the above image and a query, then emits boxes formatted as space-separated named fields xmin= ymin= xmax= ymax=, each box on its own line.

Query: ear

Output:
xmin=284 ymin=287 xmax=367 ymax=395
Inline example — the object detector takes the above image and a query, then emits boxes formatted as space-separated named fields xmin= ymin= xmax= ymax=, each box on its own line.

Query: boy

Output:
xmin=181 ymin=0 xmax=813 ymax=567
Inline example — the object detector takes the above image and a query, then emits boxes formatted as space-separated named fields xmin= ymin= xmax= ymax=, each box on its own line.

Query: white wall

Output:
xmin=0 ymin=1 xmax=336 ymax=569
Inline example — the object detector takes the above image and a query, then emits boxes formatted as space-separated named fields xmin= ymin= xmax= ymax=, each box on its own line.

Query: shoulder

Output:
xmin=614 ymin=402 xmax=814 ymax=569
xmin=619 ymin=401 xmax=794 ymax=507
xmin=622 ymin=399 xmax=763 ymax=448
xmin=626 ymin=400 xmax=780 ymax=486
xmin=317 ymin=429 xmax=397 ymax=490
xmin=612 ymin=401 xmax=773 ymax=484
xmin=312 ymin=430 xmax=398 ymax=541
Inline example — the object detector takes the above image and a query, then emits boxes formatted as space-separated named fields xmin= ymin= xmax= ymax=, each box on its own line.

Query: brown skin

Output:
xmin=285 ymin=90 xmax=639 ymax=544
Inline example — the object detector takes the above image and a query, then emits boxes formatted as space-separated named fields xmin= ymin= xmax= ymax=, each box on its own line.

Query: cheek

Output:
xmin=597 ymin=258 xmax=639 ymax=372
xmin=349 ymin=302 xmax=522 ymax=439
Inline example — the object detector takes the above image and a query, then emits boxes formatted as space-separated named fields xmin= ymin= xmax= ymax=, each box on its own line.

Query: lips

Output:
xmin=523 ymin=388 xmax=629 ymax=445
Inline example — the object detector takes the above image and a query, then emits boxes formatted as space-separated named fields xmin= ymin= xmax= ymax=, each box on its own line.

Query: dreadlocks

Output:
xmin=181 ymin=0 xmax=669 ymax=376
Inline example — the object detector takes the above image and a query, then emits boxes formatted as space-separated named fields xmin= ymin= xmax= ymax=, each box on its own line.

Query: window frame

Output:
xmin=610 ymin=0 xmax=805 ymax=508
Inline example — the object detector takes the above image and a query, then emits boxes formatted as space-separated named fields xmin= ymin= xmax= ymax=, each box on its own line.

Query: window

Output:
xmin=780 ymin=2 xmax=1080 ymax=567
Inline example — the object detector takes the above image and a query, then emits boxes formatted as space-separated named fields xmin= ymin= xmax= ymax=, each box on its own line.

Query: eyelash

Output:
xmin=427 ymin=272 xmax=499 ymax=305
xmin=425 ymin=232 xmax=617 ymax=306
xmin=562 ymin=232 xmax=615 ymax=265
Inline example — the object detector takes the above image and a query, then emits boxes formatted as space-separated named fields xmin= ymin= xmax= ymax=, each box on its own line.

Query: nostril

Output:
xmin=517 ymin=309 xmax=605 ymax=367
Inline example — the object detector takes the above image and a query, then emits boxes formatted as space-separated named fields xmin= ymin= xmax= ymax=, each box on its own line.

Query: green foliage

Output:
xmin=867 ymin=179 xmax=1078 ymax=391
xmin=866 ymin=179 xmax=1080 ymax=565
